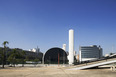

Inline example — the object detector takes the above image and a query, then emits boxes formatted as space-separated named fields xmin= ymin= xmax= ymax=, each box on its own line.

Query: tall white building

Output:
xmin=69 ymin=29 xmax=74 ymax=65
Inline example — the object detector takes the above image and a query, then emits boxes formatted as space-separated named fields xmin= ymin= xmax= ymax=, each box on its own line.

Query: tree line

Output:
xmin=0 ymin=41 xmax=39 ymax=68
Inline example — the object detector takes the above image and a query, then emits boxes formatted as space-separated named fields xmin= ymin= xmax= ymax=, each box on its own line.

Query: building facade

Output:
xmin=0 ymin=47 xmax=43 ymax=61
xmin=79 ymin=45 xmax=103 ymax=62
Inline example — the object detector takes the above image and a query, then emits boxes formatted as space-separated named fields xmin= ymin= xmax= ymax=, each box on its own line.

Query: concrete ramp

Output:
xmin=70 ymin=58 xmax=116 ymax=70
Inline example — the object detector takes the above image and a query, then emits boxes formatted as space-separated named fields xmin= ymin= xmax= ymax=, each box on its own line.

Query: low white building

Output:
xmin=62 ymin=44 xmax=66 ymax=51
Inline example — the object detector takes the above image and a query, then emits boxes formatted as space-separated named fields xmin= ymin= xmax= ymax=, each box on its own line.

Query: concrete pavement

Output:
xmin=0 ymin=66 xmax=116 ymax=77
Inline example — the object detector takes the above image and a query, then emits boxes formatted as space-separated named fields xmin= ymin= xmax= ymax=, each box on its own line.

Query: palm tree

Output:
xmin=2 ymin=41 xmax=9 ymax=68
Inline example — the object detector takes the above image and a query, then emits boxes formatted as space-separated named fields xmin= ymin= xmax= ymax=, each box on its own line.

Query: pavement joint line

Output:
xmin=60 ymin=67 xmax=72 ymax=77
xmin=23 ymin=68 xmax=38 ymax=77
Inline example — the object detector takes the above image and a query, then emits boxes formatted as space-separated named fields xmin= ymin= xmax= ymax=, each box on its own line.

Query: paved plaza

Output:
xmin=0 ymin=66 xmax=116 ymax=77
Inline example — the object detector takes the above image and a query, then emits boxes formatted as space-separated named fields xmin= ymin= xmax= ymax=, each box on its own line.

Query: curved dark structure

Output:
xmin=44 ymin=47 xmax=68 ymax=64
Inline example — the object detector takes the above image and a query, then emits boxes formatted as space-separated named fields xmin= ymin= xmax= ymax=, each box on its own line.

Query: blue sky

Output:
xmin=0 ymin=0 xmax=116 ymax=55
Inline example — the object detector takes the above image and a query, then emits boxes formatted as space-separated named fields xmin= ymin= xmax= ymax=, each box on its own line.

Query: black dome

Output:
xmin=44 ymin=47 xmax=68 ymax=64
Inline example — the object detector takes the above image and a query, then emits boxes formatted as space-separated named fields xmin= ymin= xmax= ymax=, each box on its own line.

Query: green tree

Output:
xmin=25 ymin=56 xmax=29 ymax=61
xmin=0 ymin=48 xmax=3 ymax=64
xmin=20 ymin=50 xmax=26 ymax=67
xmin=7 ymin=49 xmax=18 ymax=67
xmin=34 ymin=58 xmax=39 ymax=66
xmin=2 ymin=41 xmax=9 ymax=68
xmin=34 ymin=58 xmax=39 ymax=62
